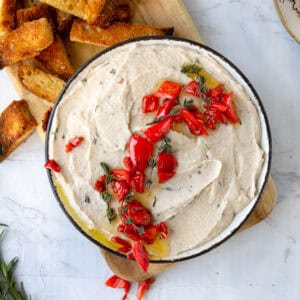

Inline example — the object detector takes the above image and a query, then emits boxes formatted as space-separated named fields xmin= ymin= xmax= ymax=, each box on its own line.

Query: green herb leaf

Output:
xmin=138 ymin=226 xmax=145 ymax=235
xmin=105 ymin=175 xmax=114 ymax=184
xmin=84 ymin=195 xmax=90 ymax=203
xmin=169 ymin=105 xmax=181 ymax=116
xmin=100 ymin=162 xmax=110 ymax=175
xmin=101 ymin=192 xmax=112 ymax=203
xmin=0 ymin=226 xmax=30 ymax=300
xmin=146 ymin=117 xmax=163 ymax=125
xmin=181 ymin=63 xmax=202 ymax=75
xmin=119 ymin=206 xmax=129 ymax=215
xmin=148 ymin=158 xmax=157 ymax=168
xmin=152 ymin=197 xmax=157 ymax=208
xmin=125 ymin=217 xmax=133 ymax=224
xmin=106 ymin=208 xmax=116 ymax=223
xmin=183 ymin=99 xmax=194 ymax=108
xmin=123 ymin=192 xmax=134 ymax=203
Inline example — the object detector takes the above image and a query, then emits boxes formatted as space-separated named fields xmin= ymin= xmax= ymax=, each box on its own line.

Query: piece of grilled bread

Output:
xmin=39 ymin=0 xmax=106 ymax=23
xmin=16 ymin=3 xmax=56 ymax=32
xmin=0 ymin=18 xmax=54 ymax=68
xmin=55 ymin=9 xmax=73 ymax=34
xmin=0 ymin=0 xmax=16 ymax=36
xmin=0 ymin=99 xmax=37 ymax=162
xmin=18 ymin=62 xmax=65 ymax=103
xmin=36 ymin=34 xmax=74 ymax=80
xmin=70 ymin=21 xmax=174 ymax=46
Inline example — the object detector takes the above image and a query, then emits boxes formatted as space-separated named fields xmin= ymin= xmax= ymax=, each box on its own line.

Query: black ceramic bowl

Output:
xmin=45 ymin=37 xmax=271 ymax=263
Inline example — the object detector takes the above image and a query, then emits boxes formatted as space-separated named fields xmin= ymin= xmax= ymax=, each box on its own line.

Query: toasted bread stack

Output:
xmin=0 ymin=0 xmax=174 ymax=161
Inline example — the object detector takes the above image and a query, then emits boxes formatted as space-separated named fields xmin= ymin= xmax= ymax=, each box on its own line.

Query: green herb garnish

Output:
xmin=0 ymin=225 xmax=30 ymax=300
xmin=146 ymin=117 xmax=163 ymax=125
xmin=119 ymin=207 xmax=129 ymax=215
xmin=158 ymin=137 xmax=172 ymax=154
xmin=183 ymin=99 xmax=194 ymax=108
xmin=125 ymin=217 xmax=133 ymax=225
xmin=106 ymin=208 xmax=116 ymax=223
xmin=105 ymin=175 xmax=114 ymax=184
xmin=138 ymin=226 xmax=145 ymax=235
xmin=169 ymin=105 xmax=181 ymax=116
xmin=101 ymin=192 xmax=112 ymax=203
xmin=84 ymin=195 xmax=90 ymax=203
xmin=152 ymin=197 xmax=157 ymax=208
xmin=123 ymin=192 xmax=134 ymax=204
xmin=100 ymin=162 xmax=110 ymax=175
xmin=148 ymin=158 xmax=157 ymax=168
xmin=181 ymin=63 xmax=202 ymax=74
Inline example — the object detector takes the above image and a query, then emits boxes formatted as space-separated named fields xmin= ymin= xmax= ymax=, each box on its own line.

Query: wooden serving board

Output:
xmin=6 ymin=0 xmax=276 ymax=283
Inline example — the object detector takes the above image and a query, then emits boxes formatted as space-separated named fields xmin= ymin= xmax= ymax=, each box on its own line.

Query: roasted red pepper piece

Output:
xmin=123 ymin=156 xmax=136 ymax=174
xmin=140 ymin=225 xmax=159 ymax=244
xmin=155 ymin=81 xmax=182 ymax=99
xmin=155 ymin=98 xmax=177 ymax=118
xmin=120 ymin=200 xmax=151 ymax=226
xmin=189 ymin=105 xmax=205 ymax=124
xmin=111 ymin=169 xmax=131 ymax=181
xmin=158 ymin=171 xmax=176 ymax=184
xmin=142 ymin=94 xmax=159 ymax=113
xmin=142 ymin=116 xmax=174 ymax=143
xmin=179 ymin=108 xmax=208 ymax=136
xmin=137 ymin=278 xmax=155 ymax=300
xmin=158 ymin=222 xmax=168 ymax=239
xmin=128 ymin=134 xmax=154 ymax=173
xmin=105 ymin=275 xmax=130 ymax=300
xmin=117 ymin=223 xmax=141 ymax=241
xmin=206 ymin=84 xmax=224 ymax=100
xmin=223 ymin=92 xmax=239 ymax=123
xmin=184 ymin=80 xmax=200 ymax=97
xmin=129 ymin=171 xmax=146 ymax=193
xmin=94 ymin=175 xmax=106 ymax=192
xmin=157 ymin=151 xmax=177 ymax=173
xmin=112 ymin=180 xmax=130 ymax=201
xmin=132 ymin=241 xmax=149 ymax=272
xmin=111 ymin=236 xmax=132 ymax=250
xmin=44 ymin=159 xmax=61 ymax=172
xmin=65 ymin=136 xmax=84 ymax=153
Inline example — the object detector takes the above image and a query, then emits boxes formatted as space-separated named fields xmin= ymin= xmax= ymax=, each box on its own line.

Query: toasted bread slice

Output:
xmin=0 ymin=99 xmax=37 ymax=162
xmin=70 ymin=21 xmax=174 ymax=46
xmin=18 ymin=62 xmax=65 ymax=103
xmin=55 ymin=9 xmax=73 ymax=34
xmin=0 ymin=0 xmax=16 ymax=36
xmin=0 ymin=18 xmax=54 ymax=68
xmin=41 ymin=106 xmax=52 ymax=132
xmin=35 ymin=34 xmax=74 ymax=80
xmin=39 ymin=0 xmax=106 ymax=23
xmin=16 ymin=3 xmax=56 ymax=32
xmin=96 ymin=0 xmax=130 ymax=28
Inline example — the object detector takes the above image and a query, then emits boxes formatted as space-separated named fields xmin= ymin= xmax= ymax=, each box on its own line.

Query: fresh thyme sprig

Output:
xmin=158 ymin=137 xmax=173 ymax=154
xmin=0 ymin=225 xmax=30 ymax=300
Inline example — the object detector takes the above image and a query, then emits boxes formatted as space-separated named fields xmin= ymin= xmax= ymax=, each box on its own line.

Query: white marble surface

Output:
xmin=1 ymin=1 xmax=300 ymax=299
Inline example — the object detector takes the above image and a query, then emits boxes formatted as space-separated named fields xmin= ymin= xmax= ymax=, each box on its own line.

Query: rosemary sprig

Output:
xmin=158 ymin=137 xmax=172 ymax=154
xmin=181 ymin=63 xmax=202 ymax=74
xmin=0 ymin=225 xmax=30 ymax=300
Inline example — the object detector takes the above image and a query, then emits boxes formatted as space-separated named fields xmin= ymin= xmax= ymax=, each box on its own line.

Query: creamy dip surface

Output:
xmin=48 ymin=42 xmax=264 ymax=259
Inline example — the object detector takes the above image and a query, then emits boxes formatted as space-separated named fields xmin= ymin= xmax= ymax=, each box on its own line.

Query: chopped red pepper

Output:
xmin=158 ymin=222 xmax=168 ymax=239
xmin=142 ymin=94 xmax=159 ymax=113
xmin=158 ymin=171 xmax=176 ymax=184
xmin=111 ymin=169 xmax=131 ymax=181
xmin=184 ymin=80 xmax=200 ymax=97
xmin=112 ymin=180 xmax=130 ymax=201
xmin=105 ymin=275 xmax=130 ymax=300
xmin=155 ymin=98 xmax=177 ymax=118
xmin=223 ymin=92 xmax=239 ymax=123
xmin=120 ymin=200 xmax=151 ymax=226
xmin=123 ymin=156 xmax=136 ymax=174
xmin=117 ymin=223 xmax=141 ymax=241
xmin=140 ymin=225 xmax=159 ymax=244
xmin=179 ymin=108 xmax=208 ymax=136
xmin=142 ymin=117 xmax=174 ymax=143
xmin=129 ymin=171 xmax=146 ymax=193
xmin=111 ymin=236 xmax=132 ymax=250
xmin=94 ymin=175 xmax=106 ymax=192
xmin=128 ymin=134 xmax=154 ymax=173
xmin=137 ymin=278 xmax=155 ymax=300
xmin=155 ymin=81 xmax=182 ymax=99
xmin=65 ymin=136 xmax=84 ymax=153
xmin=132 ymin=241 xmax=149 ymax=272
xmin=44 ymin=159 xmax=61 ymax=172
xmin=206 ymin=84 xmax=224 ymax=100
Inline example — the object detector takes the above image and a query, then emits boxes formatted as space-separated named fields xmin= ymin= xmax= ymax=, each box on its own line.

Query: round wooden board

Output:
xmin=101 ymin=176 xmax=276 ymax=282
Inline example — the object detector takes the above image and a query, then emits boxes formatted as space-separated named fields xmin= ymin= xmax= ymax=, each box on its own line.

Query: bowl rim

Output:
xmin=45 ymin=36 xmax=272 ymax=263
